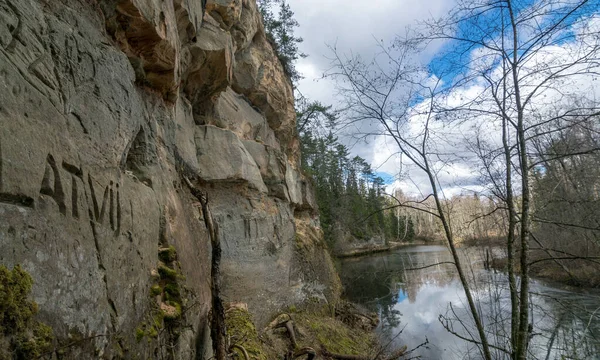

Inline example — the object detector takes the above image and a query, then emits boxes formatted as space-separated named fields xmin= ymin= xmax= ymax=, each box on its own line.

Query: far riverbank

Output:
xmin=335 ymin=240 xmax=440 ymax=258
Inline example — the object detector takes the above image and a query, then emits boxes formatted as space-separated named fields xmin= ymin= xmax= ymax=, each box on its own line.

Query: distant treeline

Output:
xmin=299 ymin=131 xmax=415 ymax=247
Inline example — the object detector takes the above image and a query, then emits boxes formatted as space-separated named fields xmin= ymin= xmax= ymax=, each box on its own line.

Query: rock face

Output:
xmin=0 ymin=0 xmax=339 ymax=358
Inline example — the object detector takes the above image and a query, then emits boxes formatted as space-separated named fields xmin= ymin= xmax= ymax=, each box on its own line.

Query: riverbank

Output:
xmin=490 ymin=255 xmax=600 ymax=288
xmin=459 ymin=240 xmax=600 ymax=288
xmin=336 ymin=241 xmax=437 ymax=258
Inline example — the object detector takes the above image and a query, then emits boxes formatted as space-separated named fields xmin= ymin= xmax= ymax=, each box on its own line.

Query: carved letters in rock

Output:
xmin=37 ymin=153 xmax=122 ymax=236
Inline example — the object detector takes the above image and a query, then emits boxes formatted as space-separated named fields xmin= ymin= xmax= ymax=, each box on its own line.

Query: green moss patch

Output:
xmin=294 ymin=312 xmax=376 ymax=356
xmin=150 ymin=285 xmax=162 ymax=296
xmin=163 ymin=283 xmax=180 ymax=300
xmin=225 ymin=308 xmax=269 ymax=360
xmin=135 ymin=327 xmax=145 ymax=342
xmin=157 ymin=264 xmax=178 ymax=280
xmin=225 ymin=304 xmax=378 ymax=359
xmin=136 ymin=245 xmax=186 ymax=345
xmin=158 ymin=246 xmax=177 ymax=263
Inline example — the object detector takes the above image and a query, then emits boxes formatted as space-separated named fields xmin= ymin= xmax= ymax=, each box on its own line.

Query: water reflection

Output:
xmin=339 ymin=245 xmax=600 ymax=359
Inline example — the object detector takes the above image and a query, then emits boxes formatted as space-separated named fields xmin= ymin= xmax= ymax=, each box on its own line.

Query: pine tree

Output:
xmin=256 ymin=0 xmax=306 ymax=84
xmin=299 ymin=131 xmax=414 ymax=247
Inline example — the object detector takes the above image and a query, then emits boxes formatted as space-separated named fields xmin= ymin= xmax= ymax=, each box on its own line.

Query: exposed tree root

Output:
xmin=285 ymin=320 xmax=298 ymax=348
xmin=270 ymin=312 xmax=407 ymax=360
xmin=293 ymin=347 xmax=317 ymax=359
xmin=228 ymin=344 xmax=250 ymax=360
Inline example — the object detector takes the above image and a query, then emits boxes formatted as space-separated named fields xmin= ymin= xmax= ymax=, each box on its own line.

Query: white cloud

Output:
xmin=288 ymin=0 xmax=457 ymax=118
xmin=288 ymin=1 xmax=600 ymax=199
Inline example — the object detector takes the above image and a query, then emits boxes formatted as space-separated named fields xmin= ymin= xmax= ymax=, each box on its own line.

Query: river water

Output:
xmin=339 ymin=245 xmax=600 ymax=359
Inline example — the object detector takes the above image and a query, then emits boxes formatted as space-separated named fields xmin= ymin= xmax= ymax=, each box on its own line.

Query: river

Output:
xmin=339 ymin=245 xmax=600 ymax=359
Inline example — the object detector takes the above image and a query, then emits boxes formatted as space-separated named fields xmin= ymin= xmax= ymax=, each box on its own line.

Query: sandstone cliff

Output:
xmin=0 ymin=0 xmax=340 ymax=358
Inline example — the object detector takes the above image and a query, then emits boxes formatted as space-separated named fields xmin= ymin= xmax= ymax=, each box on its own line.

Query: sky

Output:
xmin=287 ymin=0 xmax=456 ymax=195
xmin=285 ymin=0 xmax=600 ymax=198
xmin=288 ymin=0 xmax=455 ymax=102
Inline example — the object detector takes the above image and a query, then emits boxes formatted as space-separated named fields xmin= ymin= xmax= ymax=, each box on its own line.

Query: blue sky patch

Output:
xmin=374 ymin=171 xmax=396 ymax=185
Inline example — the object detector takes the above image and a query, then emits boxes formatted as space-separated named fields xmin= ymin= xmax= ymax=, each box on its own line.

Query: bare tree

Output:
xmin=424 ymin=1 xmax=600 ymax=357
xmin=326 ymin=40 xmax=495 ymax=359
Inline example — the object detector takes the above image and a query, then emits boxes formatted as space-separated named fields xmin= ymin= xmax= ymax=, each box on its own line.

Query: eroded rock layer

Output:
xmin=0 ymin=0 xmax=339 ymax=358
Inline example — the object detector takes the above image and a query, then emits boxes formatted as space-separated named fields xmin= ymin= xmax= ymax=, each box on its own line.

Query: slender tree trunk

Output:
xmin=425 ymin=164 xmax=493 ymax=360
xmin=503 ymin=110 xmax=520 ymax=358
xmin=499 ymin=12 xmax=520 ymax=354
xmin=507 ymin=2 xmax=531 ymax=357
xmin=515 ymin=111 xmax=532 ymax=360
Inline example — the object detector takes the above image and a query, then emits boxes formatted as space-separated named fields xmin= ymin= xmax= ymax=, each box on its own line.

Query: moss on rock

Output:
xmin=0 ymin=264 xmax=54 ymax=360
xmin=225 ymin=303 xmax=378 ymax=359
xmin=158 ymin=245 xmax=177 ymax=263
xmin=163 ymin=283 xmax=180 ymax=299
xmin=161 ymin=302 xmax=181 ymax=321
xmin=136 ymin=244 xmax=186 ymax=346
xmin=157 ymin=264 xmax=178 ymax=280
xmin=150 ymin=284 xmax=162 ymax=296
xmin=294 ymin=312 xmax=377 ymax=356
xmin=225 ymin=307 xmax=269 ymax=360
